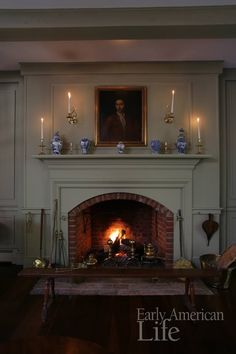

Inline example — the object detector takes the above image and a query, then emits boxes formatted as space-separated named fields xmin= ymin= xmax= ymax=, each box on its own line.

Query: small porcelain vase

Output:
xmin=80 ymin=138 xmax=91 ymax=154
xmin=176 ymin=128 xmax=187 ymax=154
xmin=117 ymin=141 xmax=125 ymax=154
xmin=150 ymin=140 xmax=161 ymax=153
xmin=51 ymin=131 xmax=63 ymax=155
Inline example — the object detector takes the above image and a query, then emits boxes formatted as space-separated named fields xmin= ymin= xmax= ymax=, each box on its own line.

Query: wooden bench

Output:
xmin=19 ymin=267 xmax=220 ymax=322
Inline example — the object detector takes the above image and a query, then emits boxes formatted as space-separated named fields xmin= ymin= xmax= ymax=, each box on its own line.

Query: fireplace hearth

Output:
xmin=68 ymin=192 xmax=174 ymax=267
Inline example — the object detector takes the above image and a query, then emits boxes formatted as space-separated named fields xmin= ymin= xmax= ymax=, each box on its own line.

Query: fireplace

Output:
xmin=68 ymin=193 xmax=174 ymax=267
xmin=36 ymin=154 xmax=209 ymax=267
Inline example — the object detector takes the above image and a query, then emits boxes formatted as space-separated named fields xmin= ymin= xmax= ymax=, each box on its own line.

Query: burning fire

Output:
xmin=105 ymin=220 xmax=131 ymax=245
xmin=109 ymin=229 xmax=120 ymax=242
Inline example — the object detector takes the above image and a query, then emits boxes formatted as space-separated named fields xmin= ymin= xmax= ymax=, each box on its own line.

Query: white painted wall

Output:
xmin=0 ymin=76 xmax=24 ymax=263
xmin=220 ymin=70 xmax=236 ymax=251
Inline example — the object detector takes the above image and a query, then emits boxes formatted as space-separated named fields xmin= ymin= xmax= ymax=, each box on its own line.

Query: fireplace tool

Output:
xmin=48 ymin=199 xmax=66 ymax=267
xmin=49 ymin=199 xmax=58 ymax=266
xmin=33 ymin=209 xmax=47 ymax=268
xmin=174 ymin=209 xmax=192 ymax=268
xmin=55 ymin=230 xmax=66 ymax=267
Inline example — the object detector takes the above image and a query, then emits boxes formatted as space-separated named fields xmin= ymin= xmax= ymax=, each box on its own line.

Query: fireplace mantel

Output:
xmin=33 ymin=154 xmax=211 ymax=160
xmin=33 ymin=154 xmax=211 ymax=169
xmin=31 ymin=152 xmax=213 ymax=264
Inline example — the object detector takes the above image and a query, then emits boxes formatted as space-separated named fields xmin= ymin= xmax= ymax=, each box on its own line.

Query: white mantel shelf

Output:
xmin=32 ymin=154 xmax=212 ymax=169
xmin=33 ymin=154 xmax=211 ymax=160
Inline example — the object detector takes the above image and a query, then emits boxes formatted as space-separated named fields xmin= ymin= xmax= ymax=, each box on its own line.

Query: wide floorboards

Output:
xmin=0 ymin=266 xmax=236 ymax=354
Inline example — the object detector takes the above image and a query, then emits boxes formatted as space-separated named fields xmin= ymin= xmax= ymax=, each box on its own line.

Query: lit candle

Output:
xmin=170 ymin=90 xmax=175 ymax=114
xmin=197 ymin=117 xmax=201 ymax=141
xmin=40 ymin=117 xmax=44 ymax=140
xmin=68 ymin=92 xmax=71 ymax=113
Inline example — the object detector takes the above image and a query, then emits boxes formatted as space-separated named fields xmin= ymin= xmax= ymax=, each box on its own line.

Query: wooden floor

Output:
xmin=0 ymin=264 xmax=236 ymax=354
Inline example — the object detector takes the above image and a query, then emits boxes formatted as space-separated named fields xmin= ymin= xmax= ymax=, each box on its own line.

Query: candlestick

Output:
xmin=68 ymin=92 xmax=71 ymax=114
xmin=197 ymin=117 xmax=201 ymax=141
xmin=196 ymin=118 xmax=203 ymax=153
xmin=39 ymin=138 xmax=46 ymax=155
xmin=69 ymin=142 xmax=73 ymax=154
xmin=196 ymin=139 xmax=203 ymax=154
xmin=66 ymin=92 xmax=78 ymax=125
xmin=170 ymin=90 xmax=175 ymax=114
xmin=40 ymin=117 xmax=44 ymax=141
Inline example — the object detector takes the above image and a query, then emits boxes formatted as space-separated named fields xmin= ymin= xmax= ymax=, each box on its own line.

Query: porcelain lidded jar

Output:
xmin=80 ymin=138 xmax=91 ymax=154
xmin=51 ymin=131 xmax=63 ymax=155
xmin=117 ymin=141 xmax=125 ymax=154
xmin=150 ymin=139 xmax=161 ymax=154
xmin=176 ymin=128 xmax=187 ymax=154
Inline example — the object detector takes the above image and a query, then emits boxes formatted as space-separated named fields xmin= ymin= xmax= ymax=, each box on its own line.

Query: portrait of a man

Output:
xmin=96 ymin=87 xmax=146 ymax=146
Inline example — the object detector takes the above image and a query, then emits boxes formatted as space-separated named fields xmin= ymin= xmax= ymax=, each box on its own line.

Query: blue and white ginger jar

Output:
xmin=80 ymin=138 xmax=91 ymax=154
xmin=150 ymin=140 xmax=161 ymax=153
xmin=51 ymin=131 xmax=62 ymax=155
xmin=176 ymin=128 xmax=187 ymax=154
xmin=117 ymin=141 xmax=125 ymax=154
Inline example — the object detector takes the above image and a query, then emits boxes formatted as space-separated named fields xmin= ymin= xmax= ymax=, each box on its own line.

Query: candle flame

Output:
xmin=41 ymin=117 xmax=44 ymax=123
xmin=68 ymin=92 xmax=71 ymax=99
xmin=172 ymin=90 xmax=175 ymax=95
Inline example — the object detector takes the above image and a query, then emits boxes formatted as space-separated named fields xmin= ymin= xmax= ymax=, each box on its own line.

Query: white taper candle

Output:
xmin=197 ymin=117 xmax=201 ymax=141
xmin=68 ymin=92 xmax=71 ymax=113
xmin=170 ymin=90 xmax=175 ymax=114
xmin=40 ymin=117 xmax=44 ymax=140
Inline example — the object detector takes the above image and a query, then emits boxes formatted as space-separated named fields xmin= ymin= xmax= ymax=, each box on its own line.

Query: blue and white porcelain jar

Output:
xmin=176 ymin=128 xmax=187 ymax=154
xmin=117 ymin=141 xmax=125 ymax=154
xmin=150 ymin=140 xmax=161 ymax=154
xmin=80 ymin=138 xmax=91 ymax=154
xmin=51 ymin=131 xmax=63 ymax=155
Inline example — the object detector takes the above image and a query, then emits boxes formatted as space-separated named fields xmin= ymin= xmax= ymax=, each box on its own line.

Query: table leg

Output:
xmin=41 ymin=277 xmax=55 ymax=323
xmin=50 ymin=277 xmax=55 ymax=299
xmin=185 ymin=278 xmax=196 ymax=310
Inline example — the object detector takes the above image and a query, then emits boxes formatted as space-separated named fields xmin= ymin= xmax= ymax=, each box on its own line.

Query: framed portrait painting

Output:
xmin=95 ymin=86 xmax=147 ymax=146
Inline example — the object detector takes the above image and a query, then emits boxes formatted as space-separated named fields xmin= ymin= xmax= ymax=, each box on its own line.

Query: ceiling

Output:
xmin=0 ymin=1 xmax=236 ymax=71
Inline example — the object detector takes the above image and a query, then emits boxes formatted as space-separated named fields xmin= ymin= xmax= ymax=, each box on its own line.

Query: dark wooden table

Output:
xmin=19 ymin=267 xmax=220 ymax=322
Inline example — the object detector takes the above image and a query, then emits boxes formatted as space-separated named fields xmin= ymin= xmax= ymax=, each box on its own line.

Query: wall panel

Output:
xmin=0 ymin=84 xmax=17 ymax=203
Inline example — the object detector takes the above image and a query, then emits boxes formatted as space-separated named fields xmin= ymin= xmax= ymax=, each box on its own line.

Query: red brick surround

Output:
xmin=68 ymin=193 xmax=174 ymax=267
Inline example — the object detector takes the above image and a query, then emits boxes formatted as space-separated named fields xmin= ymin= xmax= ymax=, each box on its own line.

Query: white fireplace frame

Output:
xmin=34 ymin=154 xmax=210 ymax=264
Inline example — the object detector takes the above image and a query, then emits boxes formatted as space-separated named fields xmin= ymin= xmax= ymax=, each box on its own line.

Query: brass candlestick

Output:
xmin=196 ymin=139 xmax=204 ymax=154
xmin=69 ymin=142 xmax=74 ymax=154
xmin=39 ymin=139 xmax=46 ymax=155
xmin=164 ymin=141 xmax=169 ymax=154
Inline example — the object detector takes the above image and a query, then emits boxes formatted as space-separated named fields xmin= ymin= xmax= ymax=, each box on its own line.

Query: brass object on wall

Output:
xmin=202 ymin=214 xmax=219 ymax=246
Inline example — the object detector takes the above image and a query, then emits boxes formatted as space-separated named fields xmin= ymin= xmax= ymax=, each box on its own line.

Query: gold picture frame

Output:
xmin=95 ymin=86 xmax=147 ymax=146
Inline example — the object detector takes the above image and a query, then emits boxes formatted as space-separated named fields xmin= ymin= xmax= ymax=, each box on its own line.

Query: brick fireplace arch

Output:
xmin=68 ymin=192 xmax=174 ymax=267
